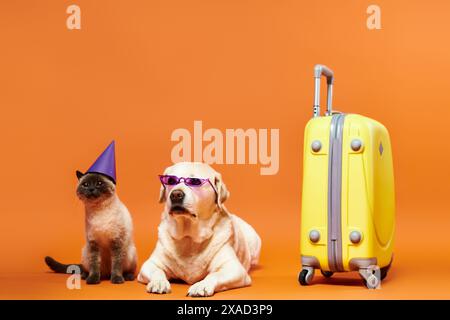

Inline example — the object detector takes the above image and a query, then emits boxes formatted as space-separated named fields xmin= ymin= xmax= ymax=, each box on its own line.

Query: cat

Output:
xmin=45 ymin=171 xmax=137 ymax=284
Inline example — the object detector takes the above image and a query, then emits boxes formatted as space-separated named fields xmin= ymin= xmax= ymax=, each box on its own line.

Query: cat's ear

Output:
xmin=76 ymin=170 xmax=85 ymax=180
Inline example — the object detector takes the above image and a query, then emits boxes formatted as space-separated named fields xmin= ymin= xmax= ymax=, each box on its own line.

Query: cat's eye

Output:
xmin=97 ymin=181 xmax=103 ymax=186
xmin=82 ymin=182 xmax=88 ymax=187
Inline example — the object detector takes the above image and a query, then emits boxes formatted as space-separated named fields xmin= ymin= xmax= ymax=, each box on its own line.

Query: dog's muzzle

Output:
xmin=170 ymin=190 xmax=185 ymax=204
xmin=169 ymin=205 xmax=197 ymax=218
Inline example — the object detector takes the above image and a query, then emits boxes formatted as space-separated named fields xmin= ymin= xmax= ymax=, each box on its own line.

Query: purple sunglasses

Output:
xmin=159 ymin=175 xmax=218 ymax=197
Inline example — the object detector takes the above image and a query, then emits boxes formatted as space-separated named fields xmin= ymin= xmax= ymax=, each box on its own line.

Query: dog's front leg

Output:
xmin=138 ymin=258 xmax=171 ymax=294
xmin=187 ymin=246 xmax=251 ymax=297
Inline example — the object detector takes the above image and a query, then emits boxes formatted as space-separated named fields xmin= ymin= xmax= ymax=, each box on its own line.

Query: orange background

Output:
xmin=1 ymin=0 xmax=450 ymax=299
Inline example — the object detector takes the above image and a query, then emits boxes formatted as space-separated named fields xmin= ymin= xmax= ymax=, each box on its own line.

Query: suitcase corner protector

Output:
xmin=301 ymin=255 xmax=321 ymax=269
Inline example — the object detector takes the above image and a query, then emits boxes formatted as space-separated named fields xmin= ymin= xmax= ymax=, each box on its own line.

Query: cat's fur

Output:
xmin=45 ymin=171 xmax=137 ymax=284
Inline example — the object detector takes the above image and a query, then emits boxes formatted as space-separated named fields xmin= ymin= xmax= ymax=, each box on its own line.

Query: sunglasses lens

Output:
xmin=161 ymin=175 xmax=178 ymax=185
xmin=185 ymin=178 xmax=203 ymax=186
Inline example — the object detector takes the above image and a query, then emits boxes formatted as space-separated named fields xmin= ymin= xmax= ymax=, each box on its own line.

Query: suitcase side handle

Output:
xmin=313 ymin=64 xmax=334 ymax=117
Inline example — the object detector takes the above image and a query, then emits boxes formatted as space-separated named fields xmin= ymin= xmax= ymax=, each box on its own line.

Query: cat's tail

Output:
xmin=45 ymin=256 xmax=82 ymax=273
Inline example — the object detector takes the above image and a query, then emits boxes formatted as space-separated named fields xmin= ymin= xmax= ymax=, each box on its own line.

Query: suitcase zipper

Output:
xmin=327 ymin=114 xmax=346 ymax=272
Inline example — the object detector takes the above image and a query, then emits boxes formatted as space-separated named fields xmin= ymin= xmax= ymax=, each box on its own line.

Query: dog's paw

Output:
xmin=187 ymin=280 xmax=216 ymax=297
xmin=146 ymin=279 xmax=171 ymax=294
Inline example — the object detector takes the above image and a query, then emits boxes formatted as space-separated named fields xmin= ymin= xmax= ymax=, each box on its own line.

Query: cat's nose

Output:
xmin=88 ymin=187 xmax=96 ymax=193
xmin=170 ymin=190 xmax=185 ymax=203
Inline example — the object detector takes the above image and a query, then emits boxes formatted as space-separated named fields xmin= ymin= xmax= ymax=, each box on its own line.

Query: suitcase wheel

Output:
xmin=363 ymin=274 xmax=380 ymax=289
xmin=321 ymin=270 xmax=334 ymax=278
xmin=298 ymin=267 xmax=314 ymax=286
xmin=359 ymin=266 xmax=382 ymax=289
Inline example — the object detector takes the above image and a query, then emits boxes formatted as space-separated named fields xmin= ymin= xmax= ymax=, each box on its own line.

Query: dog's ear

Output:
xmin=159 ymin=185 xmax=166 ymax=203
xmin=76 ymin=170 xmax=84 ymax=180
xmin=214 ymin=173 xmax=230 ymax=211
xmin=158 ymin=168 xmax=170 ymax=203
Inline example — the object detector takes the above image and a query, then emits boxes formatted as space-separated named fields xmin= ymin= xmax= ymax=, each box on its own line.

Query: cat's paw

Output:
xmin=146 ymin=279 xmax=171 ymax=294
xmin=123 ymin=272 xmax=135 ymax=281
xmin=187 ymin=279 xmax=215 ymax=297
xmin=111 ymin=274 xmax=125 ymax=284
xmin=86 ymin=273 xmax=101 ymax=285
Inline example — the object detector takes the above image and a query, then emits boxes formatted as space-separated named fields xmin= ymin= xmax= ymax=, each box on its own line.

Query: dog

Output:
xmin=138 ymin=162 xmax=261 ymax=297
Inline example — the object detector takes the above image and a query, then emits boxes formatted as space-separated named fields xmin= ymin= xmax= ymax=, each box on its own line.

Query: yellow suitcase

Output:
xmin=299 ymin=65 xmax=395 ymax=289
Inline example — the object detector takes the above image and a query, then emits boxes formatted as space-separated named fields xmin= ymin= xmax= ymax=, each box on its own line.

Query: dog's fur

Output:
xmin=138 ymin=162 xmax=261 ymax=297
xmin=45 ymin=172 xmax=137 ymax=284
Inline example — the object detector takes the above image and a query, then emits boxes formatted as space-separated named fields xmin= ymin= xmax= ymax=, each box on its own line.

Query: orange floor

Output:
xmin=2 ymin=237 xmax=450 ymax=300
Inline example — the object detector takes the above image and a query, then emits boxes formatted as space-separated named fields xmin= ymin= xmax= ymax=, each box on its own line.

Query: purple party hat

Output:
xmin=86 ymin=141 xmax=116 ymax=183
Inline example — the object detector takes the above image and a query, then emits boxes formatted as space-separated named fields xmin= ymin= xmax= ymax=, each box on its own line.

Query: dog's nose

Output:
xmin=170 ymin=190 xmax=185 ymax=203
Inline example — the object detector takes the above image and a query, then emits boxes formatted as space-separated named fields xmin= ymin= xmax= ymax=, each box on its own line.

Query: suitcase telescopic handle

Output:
xmin=313 ymin=64 xmax=334 ymax=117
